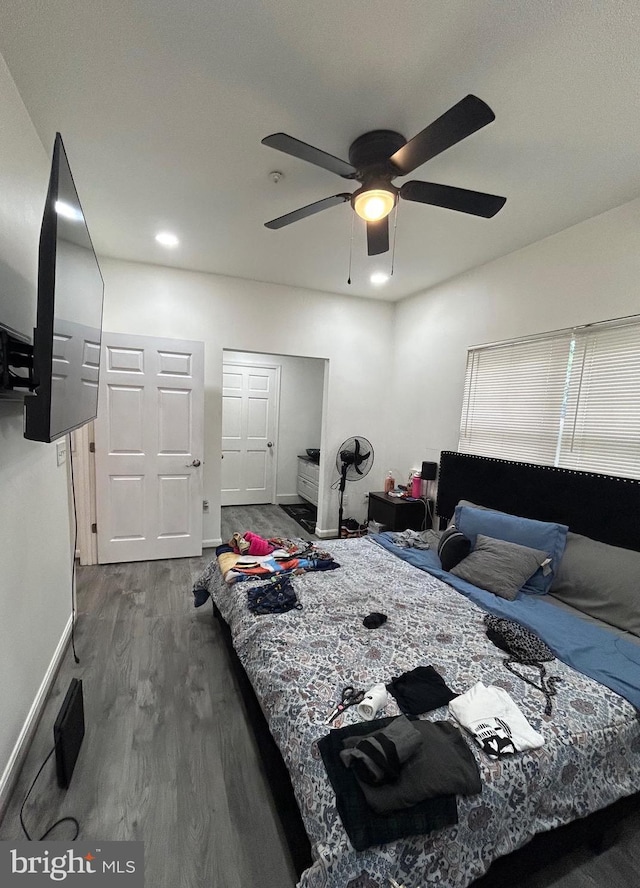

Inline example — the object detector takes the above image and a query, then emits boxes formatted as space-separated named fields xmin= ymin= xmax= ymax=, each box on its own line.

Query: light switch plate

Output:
xmin=56 ymin=440 xmax=67 ymax=466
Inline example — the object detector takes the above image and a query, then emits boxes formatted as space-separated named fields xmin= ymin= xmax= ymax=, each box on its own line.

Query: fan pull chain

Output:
xmin=390 ymin=201 xmax=399 ymax=277
xmin=347 ymin=211 xmax=355 ymax=285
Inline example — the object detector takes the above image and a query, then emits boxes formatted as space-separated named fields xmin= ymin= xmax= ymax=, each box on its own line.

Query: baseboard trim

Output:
xmin=203 ymin=538 xmax=222 ymax=549
xmin=0 ymin=614 xmax=74 ymax=822
xmin=276 ymin=494 xmax=305 ymax=506
xmin=315 ymin=527 xmax=338 ymax=539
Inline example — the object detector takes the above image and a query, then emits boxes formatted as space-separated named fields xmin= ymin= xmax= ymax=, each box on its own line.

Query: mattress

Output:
xmin=199 ymin=536 xmax=640 ymax=888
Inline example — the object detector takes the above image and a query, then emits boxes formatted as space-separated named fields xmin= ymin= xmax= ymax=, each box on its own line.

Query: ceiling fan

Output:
xmin=262 ymin=94 xmax=506 ymax=256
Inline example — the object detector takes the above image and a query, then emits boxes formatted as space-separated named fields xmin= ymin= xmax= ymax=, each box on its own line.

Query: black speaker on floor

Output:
xmin=53 ymin=678 xmax=85 ymax=789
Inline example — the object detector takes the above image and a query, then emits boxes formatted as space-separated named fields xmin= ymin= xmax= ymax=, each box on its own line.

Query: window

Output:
xmin=459 ymin=316 xmax=640 ymax=479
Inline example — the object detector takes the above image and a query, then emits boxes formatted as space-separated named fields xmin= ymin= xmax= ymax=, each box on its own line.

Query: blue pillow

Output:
xmin=453 ymin=504 xmax=568 ymax=594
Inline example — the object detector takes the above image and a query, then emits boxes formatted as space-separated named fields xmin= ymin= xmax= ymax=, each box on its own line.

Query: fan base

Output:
xmin=348 ymin=130 xmax=406 ymax=171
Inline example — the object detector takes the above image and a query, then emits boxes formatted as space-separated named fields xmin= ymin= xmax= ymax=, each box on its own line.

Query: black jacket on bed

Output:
xmin=317 ymin=717 xmax=459 ymax=851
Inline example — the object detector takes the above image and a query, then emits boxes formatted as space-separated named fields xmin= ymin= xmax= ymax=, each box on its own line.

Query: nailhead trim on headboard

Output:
xmin=436 ymin=451 xmax=640 ymax=552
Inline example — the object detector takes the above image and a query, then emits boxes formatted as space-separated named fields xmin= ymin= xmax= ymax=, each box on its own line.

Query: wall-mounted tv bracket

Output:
xmin=0 ymin=325 xmax=36 ymax=393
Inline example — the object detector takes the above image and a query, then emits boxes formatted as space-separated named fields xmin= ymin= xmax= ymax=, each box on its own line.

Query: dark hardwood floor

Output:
xmin=219 ymin=503 xmax=320 ymax=543
xmin=1 ymin=504 xmax=638 ymax=888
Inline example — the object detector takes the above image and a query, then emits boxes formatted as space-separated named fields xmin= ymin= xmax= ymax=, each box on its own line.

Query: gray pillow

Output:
xmin=451 ymin=534 xmax=550 ymax=601
xmin=549 ymin=532 xmax=640 ymax=637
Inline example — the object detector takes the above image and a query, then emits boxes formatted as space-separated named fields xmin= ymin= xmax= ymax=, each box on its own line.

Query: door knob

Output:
xmin=186 ymin=458 xmax=202 ymax=467
xmin=267 ymin=441 xmax=273 ymax=448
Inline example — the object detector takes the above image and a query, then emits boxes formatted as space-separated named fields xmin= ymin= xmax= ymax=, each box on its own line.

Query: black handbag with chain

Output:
xmin=484 ymin=614 xmax=561 ymax=715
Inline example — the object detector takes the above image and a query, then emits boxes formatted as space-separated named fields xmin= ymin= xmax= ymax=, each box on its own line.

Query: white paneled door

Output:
xmin=221 ymin=362 xmax=278 ymax=505
xmin=95 ymin=332 xmax=204 ymax=563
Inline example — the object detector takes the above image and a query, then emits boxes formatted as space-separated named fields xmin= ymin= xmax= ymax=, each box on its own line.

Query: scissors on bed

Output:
xmin=326 ymin=686 xmax=365 ymax=724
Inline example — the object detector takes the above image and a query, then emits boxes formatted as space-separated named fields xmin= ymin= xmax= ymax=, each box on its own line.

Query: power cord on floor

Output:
xmin=68 ymin=434 xmax=80 ymax=665
xmin=19 ymin=746 xmax=80 ymax=840
xmin=18 ymin=436 xmax=84 ymax=841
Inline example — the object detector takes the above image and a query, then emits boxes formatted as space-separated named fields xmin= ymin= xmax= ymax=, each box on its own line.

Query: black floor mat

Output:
xmin=280 ymin=503 xmax=317 ymax=534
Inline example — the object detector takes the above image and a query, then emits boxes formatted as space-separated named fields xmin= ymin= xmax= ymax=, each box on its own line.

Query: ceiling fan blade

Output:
xmin=264 ymin=193 xmax=351 ymax=229
xmin=389 ymin=95 xmax=496 ymax=176
xmin=400 ymin=180 xmax=506 ymax=218
xmin=262 ymin=133 xmax=357 ymax=179
xmin=366 ymin=217 xmax=390 ymax=255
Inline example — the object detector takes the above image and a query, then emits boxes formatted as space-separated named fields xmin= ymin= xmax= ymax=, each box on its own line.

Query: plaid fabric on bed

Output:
xmin=317 ymin=717 xmax=458 ymax=851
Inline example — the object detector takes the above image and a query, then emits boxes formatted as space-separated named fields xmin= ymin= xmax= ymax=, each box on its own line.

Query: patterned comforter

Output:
xmin=198 ymin=536 xmax=640 ymax=888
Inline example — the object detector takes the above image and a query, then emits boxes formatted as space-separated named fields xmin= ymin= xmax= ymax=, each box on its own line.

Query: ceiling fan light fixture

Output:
xmin=352 ymin=186 xmax=396 ymax=222
xmin=262 ymin=97 xmax=505 ymax=257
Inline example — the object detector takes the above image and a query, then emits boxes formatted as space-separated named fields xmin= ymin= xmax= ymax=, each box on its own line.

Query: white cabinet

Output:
xmin=297 ymin=457 xmax=319 ymax=507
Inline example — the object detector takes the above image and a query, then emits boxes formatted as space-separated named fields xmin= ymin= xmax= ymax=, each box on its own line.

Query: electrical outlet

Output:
xmin=56 ymin=440 xmax=67 ymax=467
xmin=203 ymin=499 xmax=209 ymax=511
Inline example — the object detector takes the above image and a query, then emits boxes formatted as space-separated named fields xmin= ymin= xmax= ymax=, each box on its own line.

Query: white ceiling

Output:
xmin=1 ymin=1 xmax=639 ymax=302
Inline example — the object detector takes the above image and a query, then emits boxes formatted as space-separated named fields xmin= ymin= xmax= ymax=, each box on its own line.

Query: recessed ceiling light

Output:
xmin=155 ymin=231 xmax=179 ymax=247
xmin=370 ymin=272 xmax=389 ymax=285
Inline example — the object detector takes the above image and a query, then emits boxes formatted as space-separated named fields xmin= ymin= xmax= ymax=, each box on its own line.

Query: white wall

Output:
xmin=0 ymin=55 xmax=74 ymax=808
xmin=391 ymin=197 xmax=640 ymax=491
xmin=223 ymin=350 xmax=324 ymax=505
xmin=100 ymin=258 xmax=395 ymax=538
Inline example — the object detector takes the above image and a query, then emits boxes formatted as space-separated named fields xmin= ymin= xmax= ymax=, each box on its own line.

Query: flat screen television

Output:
xmin=24 ymin=133 xmax=104 ymax=443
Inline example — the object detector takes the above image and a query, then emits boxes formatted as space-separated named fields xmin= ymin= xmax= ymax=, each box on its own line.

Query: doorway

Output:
xmin=221 ymin=350 xmax=325 ymax=510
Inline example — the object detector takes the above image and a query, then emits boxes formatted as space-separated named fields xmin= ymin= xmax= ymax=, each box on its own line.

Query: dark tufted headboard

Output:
xmin=436 ymin=451 xmax=640 ymax=552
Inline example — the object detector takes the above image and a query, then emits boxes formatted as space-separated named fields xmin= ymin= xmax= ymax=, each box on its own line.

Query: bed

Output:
xmin=194 ymin=453 xmax=640 ymax=888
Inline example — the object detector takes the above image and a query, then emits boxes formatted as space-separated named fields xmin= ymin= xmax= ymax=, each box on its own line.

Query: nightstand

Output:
xmin=367 ymin=492 xmax=431 ymax=532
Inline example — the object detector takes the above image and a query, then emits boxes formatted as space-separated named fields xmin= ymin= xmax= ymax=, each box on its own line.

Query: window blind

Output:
xmin=458 ymin=316 xmax=640 ymax=479
xmin=559 ymin=319 xmax=640 ymax=477
xmin=459 ymin=332 xmax=574 ymax=465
